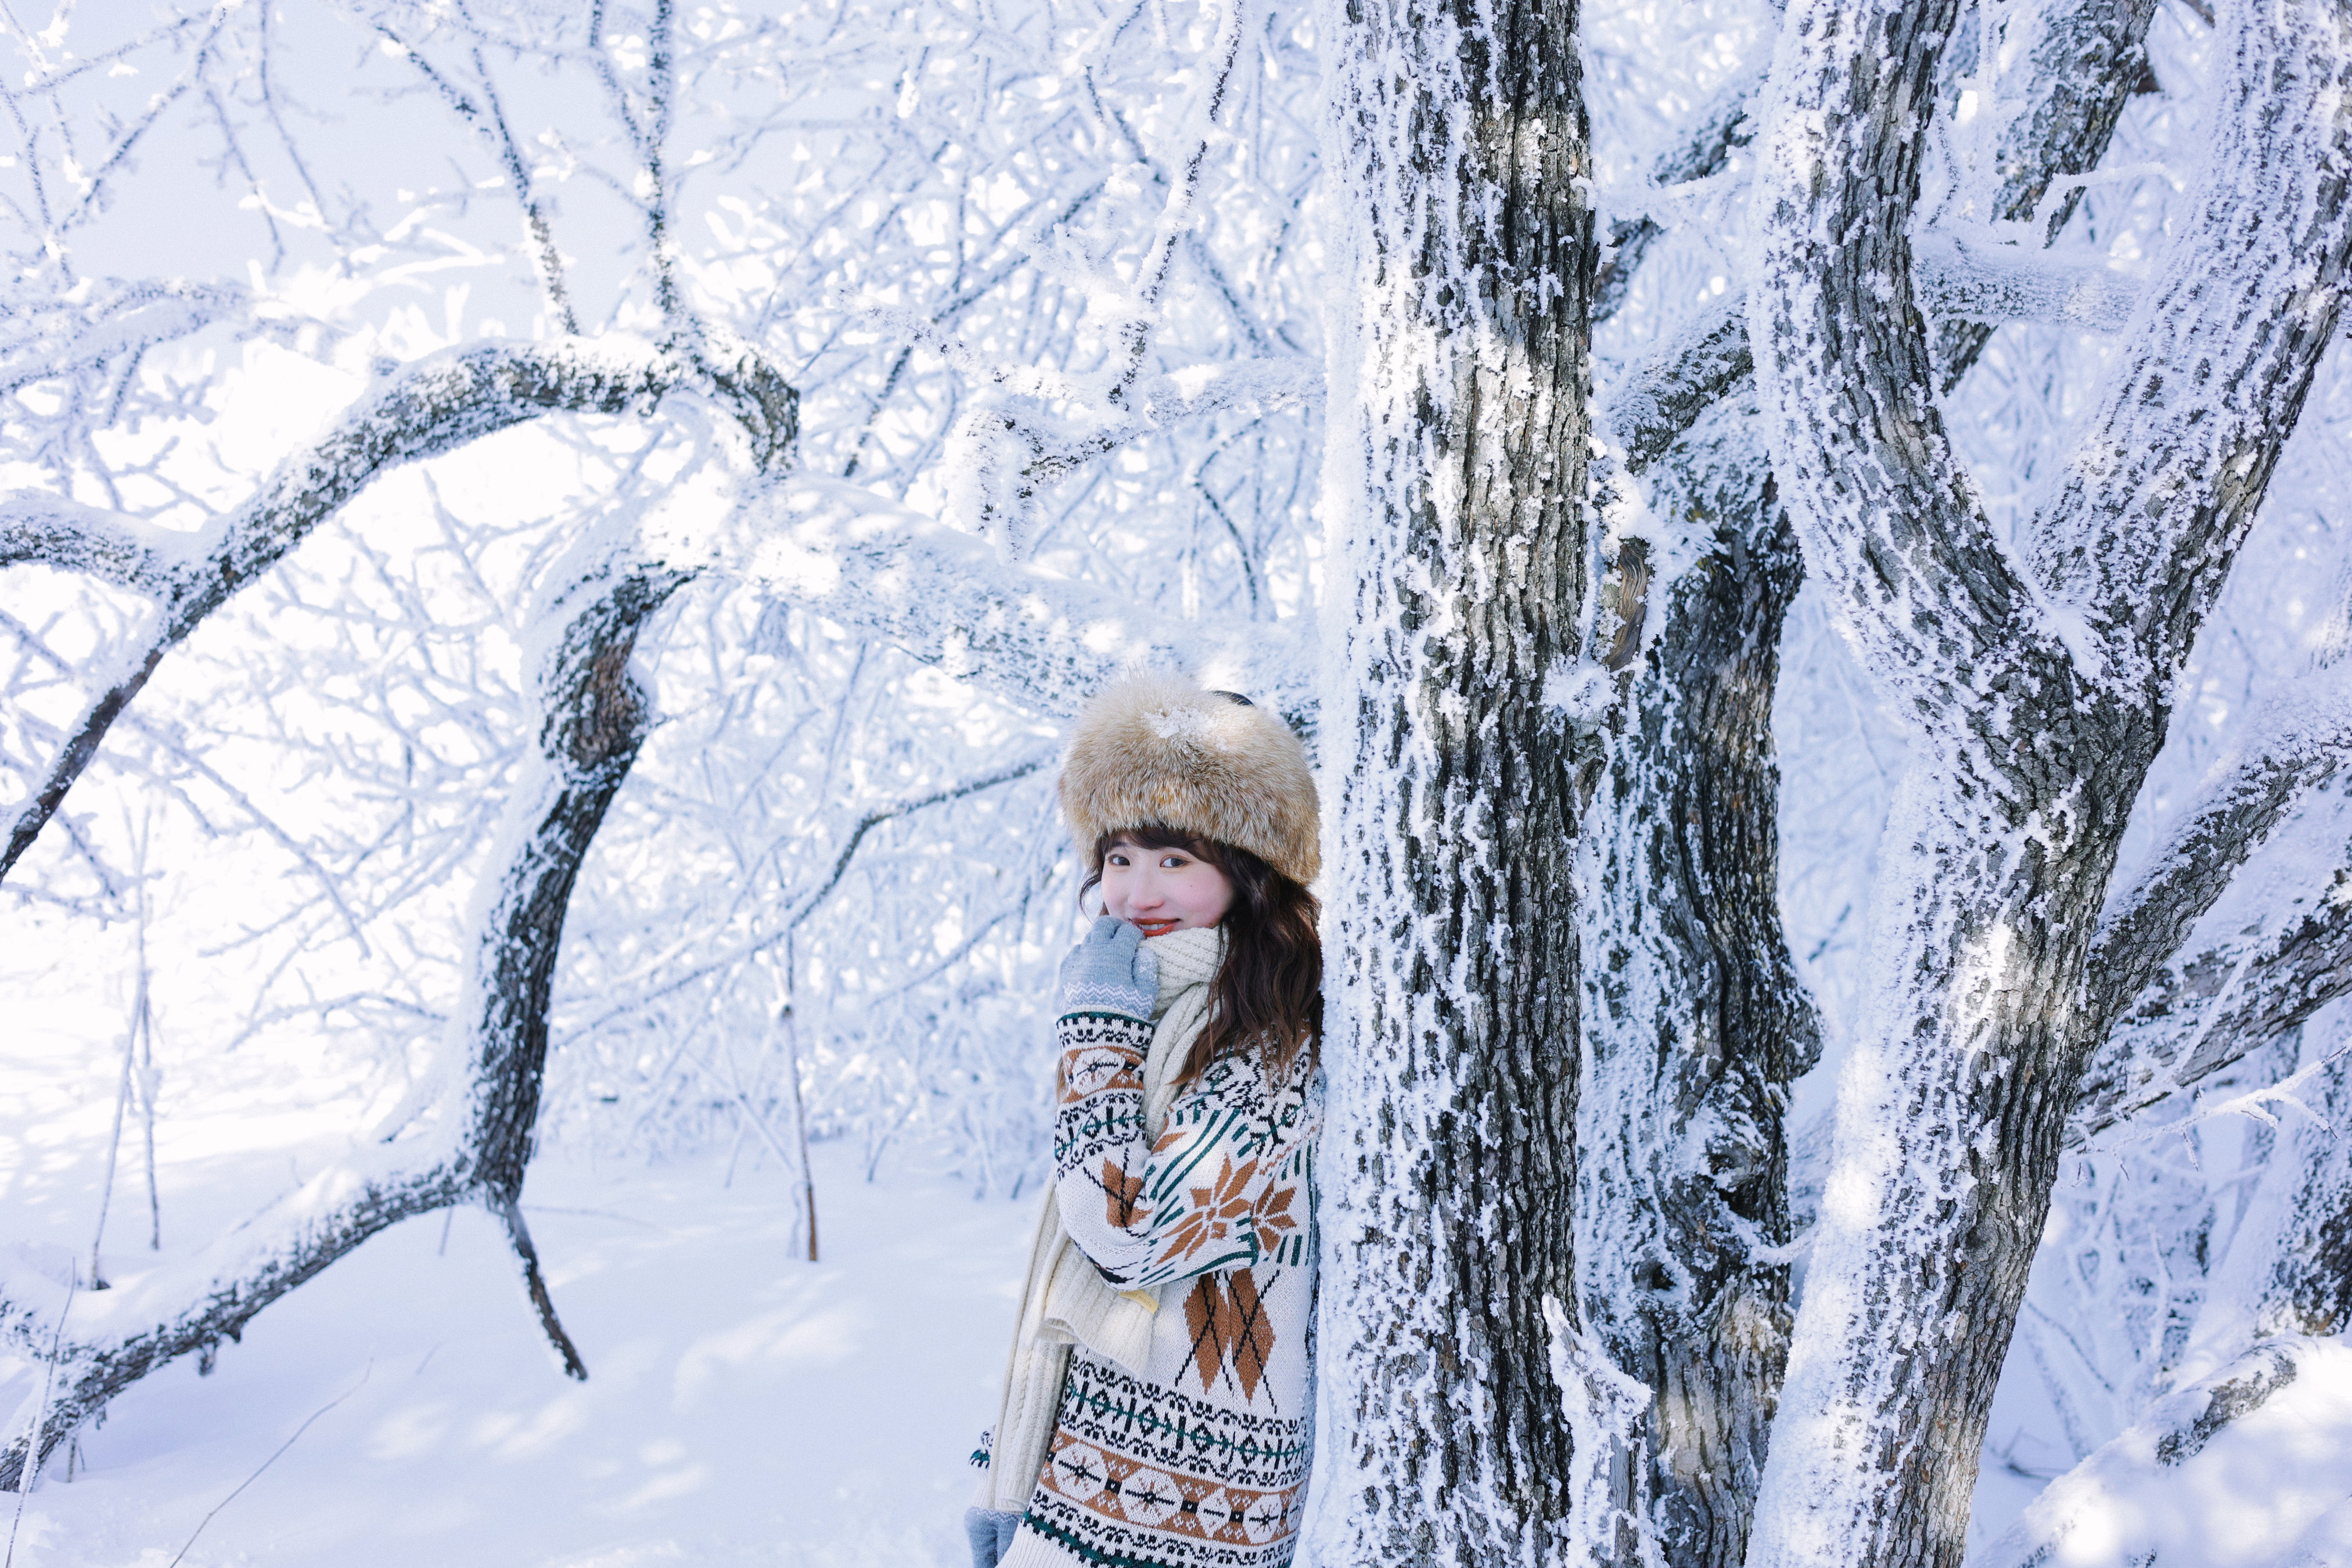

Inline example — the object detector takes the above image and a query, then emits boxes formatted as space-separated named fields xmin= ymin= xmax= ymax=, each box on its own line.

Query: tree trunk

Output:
xmin=1742 ymin=0 xmax=2352 ymax=1558
xmin=1574 ymin=413 xmax=1817 ymax=1566
xmin=1309 ymin=0 xmax=1598 ymax=1553
xmin=1564 ymin=1 xmax=2159 ymax=1555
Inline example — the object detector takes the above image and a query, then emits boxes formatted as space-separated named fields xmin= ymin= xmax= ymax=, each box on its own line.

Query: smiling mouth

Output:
xmin=1133 ymin=918 xmax=1179 ymax=937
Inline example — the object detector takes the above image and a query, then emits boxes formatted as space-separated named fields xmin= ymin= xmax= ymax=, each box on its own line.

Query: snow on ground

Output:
xmin=3 ymin=1142 xmax=1031 ymax=1568
xmin=1973 ymin=1338 xmax=2352 ymax=1568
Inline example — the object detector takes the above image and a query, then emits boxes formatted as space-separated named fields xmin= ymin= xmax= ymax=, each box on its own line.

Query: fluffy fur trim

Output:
xmin=1060 ymin=672 xmax=1320 ymax=885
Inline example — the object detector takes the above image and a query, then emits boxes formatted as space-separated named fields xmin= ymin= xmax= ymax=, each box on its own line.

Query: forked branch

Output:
xmin=0 ymin=338 xmax=710 ymax=884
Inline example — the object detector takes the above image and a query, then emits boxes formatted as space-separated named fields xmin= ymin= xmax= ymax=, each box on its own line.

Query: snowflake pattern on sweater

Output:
xmin=1004 ymin=1008 xmax=1320 ymax=1568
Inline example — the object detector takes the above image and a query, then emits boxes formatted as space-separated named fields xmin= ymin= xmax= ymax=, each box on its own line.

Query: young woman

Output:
xmin=966 ymin=671 xmax=1324 ymax=1568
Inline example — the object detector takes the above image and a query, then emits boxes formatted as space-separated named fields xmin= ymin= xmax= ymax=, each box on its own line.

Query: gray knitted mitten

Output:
xmin=1055 ymin=915 xmax=1159 ymax=1023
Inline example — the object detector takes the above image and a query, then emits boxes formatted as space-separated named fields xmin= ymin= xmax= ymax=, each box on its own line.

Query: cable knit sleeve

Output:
xmin=1051 ymin=1010 xmax=1319 ymax=1290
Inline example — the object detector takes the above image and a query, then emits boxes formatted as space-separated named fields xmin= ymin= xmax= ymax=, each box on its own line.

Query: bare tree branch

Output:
xmin=1594 ymin=71 xmax=1759 ymax=326
xmin=1935 ymin=0 xmax=2162 ymax=383
xmin=2072 ymin=861 xmax=2352 ymax=1145
xmin=1603 ymin=0 xmax=2160 ymax=474
xmin=1610 ymin=241 xmax=2144 ymax=483
xmin=0 ymin=338 xmax=680 ymax=882
xmin=2089 ymin=668 xmax=2352 ymax=1022
xmin=732 ymin=474 xmax=1317 ymax=728
xmin=373 ymin=26 xmax=582 ymax=334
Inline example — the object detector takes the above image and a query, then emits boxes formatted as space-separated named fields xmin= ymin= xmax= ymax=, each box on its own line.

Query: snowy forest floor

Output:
xmin=3 ymin=1136 xmax=2085 ymax=1568
xmin=1 ymin=1138 xmax=1030 ymax=1568
xmin=0 ymin=1004 xmax=2263 ymax=1568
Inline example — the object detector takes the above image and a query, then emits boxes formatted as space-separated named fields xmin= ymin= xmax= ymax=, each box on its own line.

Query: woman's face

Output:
xmin=1099 ymin=837 xmax=1235 ymax=937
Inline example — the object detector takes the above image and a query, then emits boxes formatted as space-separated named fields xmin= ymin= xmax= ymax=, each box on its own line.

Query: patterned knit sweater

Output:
xmin=995 ymin=938 xmax=1322 ymax=1568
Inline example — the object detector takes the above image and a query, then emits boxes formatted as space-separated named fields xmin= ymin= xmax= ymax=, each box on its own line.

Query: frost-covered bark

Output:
xmin=1742 ymin=0 xmax=2352 ymax=1559
xmin=1310 ymin=0 xmax=1597 ymax=1552
xmin=1569 ymin=1 xmax=2162 ymax=1553
xmin=1930 ymin=0 xmax=2160 ymax=382
xmin=1574 ymin=414 xmax=1818 ymax=1567
xmin=0 ymin=548 xmax=682 ymax=1488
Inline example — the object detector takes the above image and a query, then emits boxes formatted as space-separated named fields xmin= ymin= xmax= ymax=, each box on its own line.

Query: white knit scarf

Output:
xmin=978 ymin=923 xmax=1226 ymax=1512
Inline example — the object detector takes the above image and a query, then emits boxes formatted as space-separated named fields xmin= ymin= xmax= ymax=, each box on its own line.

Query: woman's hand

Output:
xmin=1055 ymin=915 xmax=1159 ymax=1023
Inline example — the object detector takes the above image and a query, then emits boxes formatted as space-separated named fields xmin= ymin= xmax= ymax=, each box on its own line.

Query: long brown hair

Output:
xmin=1081 ymin=823 xmax=1322 ymax=1085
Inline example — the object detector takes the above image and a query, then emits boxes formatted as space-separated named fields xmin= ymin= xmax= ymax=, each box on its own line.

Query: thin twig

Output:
xmin=166 ymin=1363 xmax=373 ymax=1568
xmin=3 ymin=1276 xmax=75 ymax=1553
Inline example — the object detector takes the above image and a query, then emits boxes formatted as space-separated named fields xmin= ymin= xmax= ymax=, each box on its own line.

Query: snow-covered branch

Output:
xmin=1970 ymin=1337 xmax=2352 ymax=1568
xmin=728 ymin=474 xmax=1315 ymax=727
xmin=1612 ymin=240 xmax=2142 ymax=492
xmin=372 ymin=24 xmax=581 ymax=334
xmin=1914 ymin=231 xmax=2141 ymax=333
xmin=0 ymin=539 xmax=686 ymax=1486
xmin=2072 ymin=869 xmax=2352 ymax=1145
xmin=2027 ymin=0 xmax=2352 ymax=692
xmin=1752 ymin=4 xmax=2084 ymax=719
xmin=0 ymin=496 xmax=196 ymax=600
xmin=1933 ymin=0 xmax=2160 ymax=382
xmin=0 ymin=1152 xmax=472 ymax=1492
xmin=553 ymin=753 xmax=1052 ymax=1047
xmin=1605 ymin=0 xmax=2164 ymax=481
xmin=937 ymin=354 xmax=1322 ymax=538
xmin=2090 ymin=668 xmax=2352 ymax=1023
xmin=1594 ymin=72 xmax=1758 ymax=326
xmin=0 ymin=337 xmax=683 ymax=881
xmin=1611 ymin=299 xmax=1748 ymax=476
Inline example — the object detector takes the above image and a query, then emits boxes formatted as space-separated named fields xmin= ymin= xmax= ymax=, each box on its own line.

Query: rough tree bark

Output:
xmin=1740 ymin=0 xmax=2352 ymax=1560
xmin=1309 ymin=0 xmax=1598 ymax=1554
xmin=1573 ymin=412 xmax=1816 ymax=1568
xmin=1567 ymin=0 xmax=2156 ymax=1555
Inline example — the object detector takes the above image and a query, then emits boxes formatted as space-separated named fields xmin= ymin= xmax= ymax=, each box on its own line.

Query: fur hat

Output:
xmin=1060 ymin=671 xmax=1320 ymax=886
